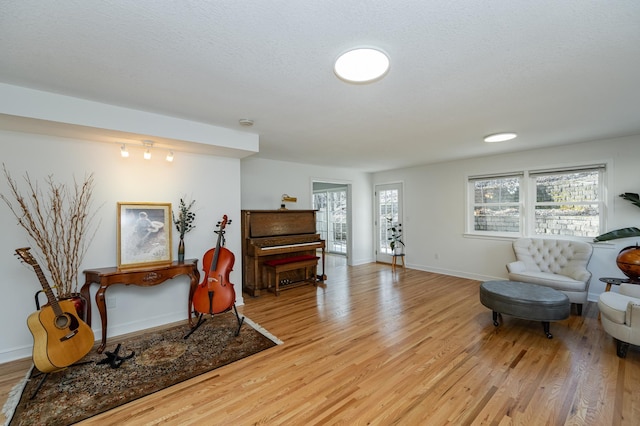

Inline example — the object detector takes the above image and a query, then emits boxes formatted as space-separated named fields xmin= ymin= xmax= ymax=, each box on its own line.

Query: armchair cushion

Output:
xmin=506 ymin=271 xmax=587 ymax=292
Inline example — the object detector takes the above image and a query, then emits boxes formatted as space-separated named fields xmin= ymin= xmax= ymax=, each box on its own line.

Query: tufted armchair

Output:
xmin=598 ymin=284 xmax=640 ymax=358
xmin=506 ymin=238 xmax=593 ymax=315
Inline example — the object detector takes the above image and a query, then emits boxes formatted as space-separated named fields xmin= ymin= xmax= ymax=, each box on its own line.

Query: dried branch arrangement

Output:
xmin=173 ymin=197 xmax=196 ymax=240
xmin=1 ymin=164 xmax=99 ymax=298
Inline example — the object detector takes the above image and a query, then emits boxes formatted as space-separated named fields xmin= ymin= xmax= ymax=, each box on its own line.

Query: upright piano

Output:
xmin=241 ymin=209 xmax=326 ymax=296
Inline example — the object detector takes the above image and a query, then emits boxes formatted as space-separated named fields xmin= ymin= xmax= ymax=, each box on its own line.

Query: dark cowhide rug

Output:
xmin=4 ymin=312 xmax=280 ymax=426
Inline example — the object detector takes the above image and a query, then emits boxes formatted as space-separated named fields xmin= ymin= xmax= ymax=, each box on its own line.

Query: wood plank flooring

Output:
xmin=2 ymin=257 xmax=639 ymax=425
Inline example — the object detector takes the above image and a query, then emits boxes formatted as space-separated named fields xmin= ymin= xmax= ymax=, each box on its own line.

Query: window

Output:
xmin=467 ymin=165 xmax=605 ymax=238
xmin=469 ymin=174 xmax=522 ymax=235
xmin=530 ymin=168 xmax=603 ymax=238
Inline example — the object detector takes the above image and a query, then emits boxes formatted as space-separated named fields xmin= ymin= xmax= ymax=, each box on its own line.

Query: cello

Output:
xmin=187 ymin=215 xmax=244 ymax=338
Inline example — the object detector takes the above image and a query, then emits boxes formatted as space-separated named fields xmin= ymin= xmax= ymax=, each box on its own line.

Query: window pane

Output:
xmin=314 ymin=190 xmax=347 ymax=254
xmin=474 ymin=206 xmax=520 ymax=232
xmin=329 ymin=190 xmax=347 ymax=254
xmin=534 ymin=169 xmax=601 ymax=237
xmin=536 ymin=171 xmax=599 ymax=202
xmin=474 ymin=178 xmax=519 ymax=204
xmin=379 ymin=189 xmax=399 ymax=254
xmin=313 ymin=193 xmax=328 ymax=245
xmin=534 ymin=204 xmax=599 ymax=237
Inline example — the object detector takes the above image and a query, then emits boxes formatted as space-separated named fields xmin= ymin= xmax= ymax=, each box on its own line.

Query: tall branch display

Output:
xmin=173 ymin=198 xmax=196 ymax=262
xmin=1 ymin=164 xmax=99 ymax=298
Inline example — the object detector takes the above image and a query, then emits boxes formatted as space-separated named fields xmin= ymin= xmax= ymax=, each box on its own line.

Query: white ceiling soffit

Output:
xmin=0 ymin=84 xmax=258 ymax=158
xmin=0 ymin=1 xmax=639 ymax=172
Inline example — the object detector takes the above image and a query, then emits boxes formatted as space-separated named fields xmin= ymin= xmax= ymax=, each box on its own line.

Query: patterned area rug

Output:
xmin=4 ymin=312 xmax=281 ymax=426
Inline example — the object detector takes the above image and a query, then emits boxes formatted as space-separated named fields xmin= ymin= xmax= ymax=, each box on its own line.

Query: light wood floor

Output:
xmin=2 ymin=257 xmax=639 ymax=425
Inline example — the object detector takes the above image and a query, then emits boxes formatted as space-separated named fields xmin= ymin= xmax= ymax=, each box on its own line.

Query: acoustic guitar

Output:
xmin=15 ymin=247 xmax=94 ymax=373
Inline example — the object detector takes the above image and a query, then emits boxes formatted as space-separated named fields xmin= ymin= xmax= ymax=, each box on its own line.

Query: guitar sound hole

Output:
xmin=55 ymin=314 xmax=70 ymax=329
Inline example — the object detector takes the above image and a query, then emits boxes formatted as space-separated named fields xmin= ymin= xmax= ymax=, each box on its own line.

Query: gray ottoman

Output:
xmin=480 ymin=280 xmax=570 ymax=338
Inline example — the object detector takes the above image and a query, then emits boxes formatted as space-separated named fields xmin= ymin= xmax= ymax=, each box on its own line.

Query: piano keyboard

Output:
xmin=261 ymin=242 xmax=322 ymax=250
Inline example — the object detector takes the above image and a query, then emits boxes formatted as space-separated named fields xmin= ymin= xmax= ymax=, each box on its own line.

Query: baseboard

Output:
xmin=407 ymin=263 xmax=502 ymax=283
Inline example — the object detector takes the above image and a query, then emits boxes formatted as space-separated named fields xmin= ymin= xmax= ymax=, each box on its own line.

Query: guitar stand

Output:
xmin=183 ymin=304 xmax=245 ymax=339
xmin=29 ymin=361 xmax=93 ymax=400
xmin=96 ymin=343 xmax=135 ymax=369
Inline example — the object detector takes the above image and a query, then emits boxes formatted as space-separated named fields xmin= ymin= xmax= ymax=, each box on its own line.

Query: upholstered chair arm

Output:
xmin=506 ymin=261 xmax=526 ymax=274
xmin=562 ymin=265 xmax=592 ymax=283
xmin=620 ymin=283 xmax=640 ymax=299
xmin=625 ymin=300 xmax=640 ymax=344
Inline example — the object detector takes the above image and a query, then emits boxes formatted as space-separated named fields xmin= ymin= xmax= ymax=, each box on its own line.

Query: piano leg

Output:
xmin=318 ymin=247 xmax=327 ymax=282
xmin=250 ymin=257 xmax=262 ymax=297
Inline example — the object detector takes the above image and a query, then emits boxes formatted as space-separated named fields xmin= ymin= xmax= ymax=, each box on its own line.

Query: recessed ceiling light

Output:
xmin=334 ymin=48 xmax=390 ymax=84
xmin=484 ymin=132 xmax=518 ymax=143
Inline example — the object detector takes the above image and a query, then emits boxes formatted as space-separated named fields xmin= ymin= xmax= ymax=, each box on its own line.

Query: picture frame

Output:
xmin=117 ymin=202 xmax=173 ymax=269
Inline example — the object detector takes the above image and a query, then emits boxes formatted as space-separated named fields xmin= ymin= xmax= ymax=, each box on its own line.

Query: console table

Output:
xmin=80 ymin=259 xmax=200 ymax=353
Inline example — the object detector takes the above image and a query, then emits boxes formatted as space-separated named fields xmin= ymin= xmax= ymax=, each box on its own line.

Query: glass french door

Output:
xmin=375 ymin=183 xmax=403 ymax=263
xmin=313 ymin=188 xmax=347 ymax=254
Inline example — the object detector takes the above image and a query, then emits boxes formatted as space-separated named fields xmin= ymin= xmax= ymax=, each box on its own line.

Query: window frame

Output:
xmin=466 ymin=163 xmax=607 ymax=240
xmin=467 ymin=173 xmax=524 ymax=238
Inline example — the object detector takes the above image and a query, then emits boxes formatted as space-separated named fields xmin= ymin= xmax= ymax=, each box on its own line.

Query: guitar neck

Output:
xmin=26 ymin=262 xmax=63 ymax=318
xmin=15 ymin=248 xmax=64 ymax=316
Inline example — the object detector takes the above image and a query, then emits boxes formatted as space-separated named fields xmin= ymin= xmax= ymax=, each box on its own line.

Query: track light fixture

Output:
xmin=117 ymin=140 xmax=176 ymax=161
xmin=142 ymin=140 xmax=153 ymax=160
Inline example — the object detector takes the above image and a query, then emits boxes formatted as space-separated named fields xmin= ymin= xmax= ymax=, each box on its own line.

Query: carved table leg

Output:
xmin=95 ymin=285 xmax=108 ymax=353
xmin=80 ymin=281 xmax=92 ymax=326
xmin=187 ymin=270 xmax=199 ymax=327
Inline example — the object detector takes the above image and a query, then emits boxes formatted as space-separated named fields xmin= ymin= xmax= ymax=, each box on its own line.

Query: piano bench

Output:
xmin=263 ymin=255 xmax=320 ymax=296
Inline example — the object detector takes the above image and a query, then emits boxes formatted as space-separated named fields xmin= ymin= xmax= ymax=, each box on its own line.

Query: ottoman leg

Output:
xmin=616 ymin=340 xmax=629 ymax=358
xmin=542 ymin=322 xmax=552 ymax=339
xmin=492 ymin=311 xmax=500 ymax=327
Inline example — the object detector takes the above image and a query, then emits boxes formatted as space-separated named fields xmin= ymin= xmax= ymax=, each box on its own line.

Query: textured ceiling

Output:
xmin=1 ymin=1 xmax=639 ymax=172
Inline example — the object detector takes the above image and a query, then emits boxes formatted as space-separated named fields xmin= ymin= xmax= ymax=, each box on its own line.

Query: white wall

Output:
xmin=240 ymin=157 xmax=374 ymax=266
xmin=372 ymin=134 xmax=640 ymax=300
xmin=3 ymin=128 xmax=639 ymax=364
xmin=0 ymin=131 xmax=242 ymax=363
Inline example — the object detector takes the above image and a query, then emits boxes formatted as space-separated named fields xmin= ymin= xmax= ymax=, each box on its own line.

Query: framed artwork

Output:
xmin=117 ymin=202 xmax=172 ymax=269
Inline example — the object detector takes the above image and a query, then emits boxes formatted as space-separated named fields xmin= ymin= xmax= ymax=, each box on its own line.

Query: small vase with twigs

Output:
xmin=173 ymin=198 xmax=196 ymax=263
